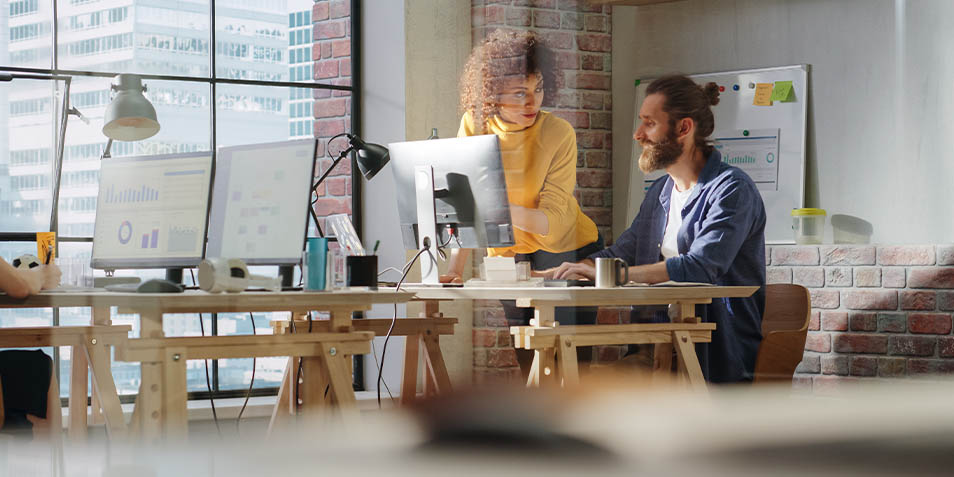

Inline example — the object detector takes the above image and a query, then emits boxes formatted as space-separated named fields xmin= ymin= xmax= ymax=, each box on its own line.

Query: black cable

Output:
xmin=293 ymin=311 xmax=313 ymax=413
xmin=192 ymin=269 xmax=221 ymax=437
xmin=378 ymin=244 xmax=429 ymax=408
xmin=236 ymin=312 xmax=257 ymax=429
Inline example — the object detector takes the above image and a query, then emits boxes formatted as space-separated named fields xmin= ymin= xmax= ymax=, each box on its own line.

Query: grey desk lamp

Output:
xmin=101 ymin=74 xmax=160 ymax=159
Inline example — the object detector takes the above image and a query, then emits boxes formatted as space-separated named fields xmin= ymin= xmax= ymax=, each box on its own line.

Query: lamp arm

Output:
xmin=311 ymin=146 xmax=352 ymax=194
xmin=49 ymin=76 xmax=73 ymax=237
xmin=309 ymin=146 xmax=352 ymax=238
xmin=102 ymin=138 xmax=113 ymax=159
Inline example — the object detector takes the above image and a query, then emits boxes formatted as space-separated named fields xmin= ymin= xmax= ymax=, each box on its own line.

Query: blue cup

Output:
xmin=305 ymin=237 xmax=329 ymax=290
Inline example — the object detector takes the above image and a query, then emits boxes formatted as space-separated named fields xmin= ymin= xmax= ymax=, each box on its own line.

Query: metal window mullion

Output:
xmin=51 ymin=0 xmax=63 ymax=394
xmin=350 ymin=0 xmax=364 ymax=392
xmin=209 ymin=0 xmax=219 ymax=395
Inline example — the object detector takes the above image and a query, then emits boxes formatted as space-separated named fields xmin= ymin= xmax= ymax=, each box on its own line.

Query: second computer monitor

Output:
xmin=205 ymin=139 xmax=317 ymax=265
xmin=389 ymin=134 xmax=514 ymax=249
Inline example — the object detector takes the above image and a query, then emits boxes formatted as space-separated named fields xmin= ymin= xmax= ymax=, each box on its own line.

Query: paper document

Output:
xmin=43 ymin=286 xmax=104 ymax=293
xmin=623 ymin=281 xmax=713 ymax=287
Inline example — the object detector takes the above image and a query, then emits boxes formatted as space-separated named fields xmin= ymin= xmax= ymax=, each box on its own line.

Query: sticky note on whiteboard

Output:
xmin=753 ymin=83 xmax=774 ymax=106
xmin=771 ymin=81 xmax=795 ymax=102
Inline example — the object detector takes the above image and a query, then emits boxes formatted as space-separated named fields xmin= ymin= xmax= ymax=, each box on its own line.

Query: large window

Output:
xmin=0 ymin=0 xmax=357 ymax=401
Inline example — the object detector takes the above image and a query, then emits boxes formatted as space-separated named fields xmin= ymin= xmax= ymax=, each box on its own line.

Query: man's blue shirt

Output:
xmin=589 ymin=149 xmax=766 ymax=382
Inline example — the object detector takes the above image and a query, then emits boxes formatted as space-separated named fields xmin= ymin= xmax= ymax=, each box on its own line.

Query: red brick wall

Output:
xmin=312 ymin=0 xmax=353 ymax=231
xmin=769 ymin=245 xmax=954 ymax=393
xmin=471 ymin=0 xmax=622 ymax=384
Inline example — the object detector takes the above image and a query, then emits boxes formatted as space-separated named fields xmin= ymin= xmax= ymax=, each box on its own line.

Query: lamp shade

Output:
xmin=102 ymin=74 xmax=160 ymax=141
xmin=350 ymin=136 xmax=390 ymax=180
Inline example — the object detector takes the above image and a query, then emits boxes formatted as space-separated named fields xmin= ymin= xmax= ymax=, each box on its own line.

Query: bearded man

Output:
xmin=550 ymin=75 xmax=767 ymax=383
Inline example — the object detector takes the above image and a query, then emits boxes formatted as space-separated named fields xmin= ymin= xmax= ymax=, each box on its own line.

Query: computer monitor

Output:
xmin=205 ymin=139 xmax=317 ymax=266
xmin=389 ymin=135 xmax=514 ymax=283
xmin=91 ymin=152 xmax=214 ymax=270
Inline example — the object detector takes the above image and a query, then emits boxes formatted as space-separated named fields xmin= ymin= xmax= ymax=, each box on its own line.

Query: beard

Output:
xmin=637 ymin=131 xmax=683 ymax=173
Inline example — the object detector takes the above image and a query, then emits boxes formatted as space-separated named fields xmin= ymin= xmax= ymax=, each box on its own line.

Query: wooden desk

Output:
xmin=271 ymin=317 xmax=458 ymax=407
xmin=0 ymin=324 xmax=131 ymax=443
xmin=0 ymin=289 xmax=414 ymax=443
xmin=405 ymin=286 xmax=758 ymax=390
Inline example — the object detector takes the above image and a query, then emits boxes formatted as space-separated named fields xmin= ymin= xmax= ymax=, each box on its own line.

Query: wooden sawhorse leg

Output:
xmin=68 ymin=344 xmax=88 ymax=443
xmin=527 ymin=306 xmax=558 ymax=388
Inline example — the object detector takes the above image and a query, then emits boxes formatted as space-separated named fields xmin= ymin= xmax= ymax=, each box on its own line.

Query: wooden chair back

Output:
xmin=753 ymin=284 xmax=811 ymax=384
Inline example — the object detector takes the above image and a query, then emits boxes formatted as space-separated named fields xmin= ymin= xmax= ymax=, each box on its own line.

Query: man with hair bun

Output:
xmin=552 ymin=75 xmax=767 ymax=383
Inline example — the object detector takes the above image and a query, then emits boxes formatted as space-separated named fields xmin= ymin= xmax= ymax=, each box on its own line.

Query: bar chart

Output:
xmin=103 ymin=184 xmax=160 ymax=204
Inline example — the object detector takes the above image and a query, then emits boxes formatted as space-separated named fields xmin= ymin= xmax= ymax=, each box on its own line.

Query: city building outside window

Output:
xmin=0 ymin=0 xmax=356 ymax=401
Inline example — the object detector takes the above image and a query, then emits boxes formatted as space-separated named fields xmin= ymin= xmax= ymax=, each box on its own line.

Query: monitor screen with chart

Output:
xmin=205 ymin=139 xmax=317 ymax=265
xmin=91 ymin=152 xmax=214 ymax=269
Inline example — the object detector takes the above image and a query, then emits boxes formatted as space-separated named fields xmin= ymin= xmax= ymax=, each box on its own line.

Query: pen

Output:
xmin=44 ymin=245 xmax=52 ymax=265
xmin=372 ymin=240 xmax=380 ymax=255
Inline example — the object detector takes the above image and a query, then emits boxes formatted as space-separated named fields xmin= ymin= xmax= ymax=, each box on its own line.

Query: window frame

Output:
xmin=0 ymin=0 xmax=366 ymax=402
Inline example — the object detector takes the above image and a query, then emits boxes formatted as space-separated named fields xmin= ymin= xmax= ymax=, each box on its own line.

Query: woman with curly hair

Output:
xmin=442 ymin=30 xmax=602 ymax=367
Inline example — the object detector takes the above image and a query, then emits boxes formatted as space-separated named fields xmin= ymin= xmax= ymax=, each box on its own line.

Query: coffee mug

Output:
xmin=595 ymin=257 xmax=629 ymax=288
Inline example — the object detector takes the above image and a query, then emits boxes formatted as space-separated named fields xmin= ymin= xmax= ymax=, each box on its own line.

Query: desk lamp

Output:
xmin=101 ymin=74 xmax=160 ymax=159
xmin=310 ymin=133 xmax=390 ymax=236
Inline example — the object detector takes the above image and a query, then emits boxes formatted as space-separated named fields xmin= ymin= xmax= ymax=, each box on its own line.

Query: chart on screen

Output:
xmin=92 ymin=152 xmax=214 ymax=269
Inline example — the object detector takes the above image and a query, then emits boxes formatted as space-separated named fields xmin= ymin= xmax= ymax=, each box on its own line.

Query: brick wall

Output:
xmin=769 ymin=244 xmax=954 ymax=393
xmin=312 ymin=0 xmax=353 ymax=231
xmin=471 ymin=0 xmax=622 ymax=384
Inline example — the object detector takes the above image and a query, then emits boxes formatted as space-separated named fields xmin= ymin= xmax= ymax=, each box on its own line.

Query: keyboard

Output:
xmin=104 ymin=283 xmax=141 ymax=292
xmin=543 ymin=278 xmax=595 ymax=287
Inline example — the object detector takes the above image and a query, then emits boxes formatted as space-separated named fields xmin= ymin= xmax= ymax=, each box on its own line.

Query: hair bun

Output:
xmin=702 ymin=82 xmax=720 ymax=106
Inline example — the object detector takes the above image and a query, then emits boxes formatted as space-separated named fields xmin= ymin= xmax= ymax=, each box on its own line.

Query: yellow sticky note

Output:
xmin=771 ymin=81 xmax=795 ymax=102
xmin=753 ymin=83 xmax=774 ymax=106
xmin=36 ymin=232 xmax=56 ymax=264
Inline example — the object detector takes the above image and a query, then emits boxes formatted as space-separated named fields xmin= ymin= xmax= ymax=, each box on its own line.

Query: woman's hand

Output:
xmin=37 ymin=265 xmax=62 ymax=290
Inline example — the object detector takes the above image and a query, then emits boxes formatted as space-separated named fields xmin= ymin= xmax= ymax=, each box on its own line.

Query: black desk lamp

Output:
xmin=311 ymin=133 xmax=389 ymax=236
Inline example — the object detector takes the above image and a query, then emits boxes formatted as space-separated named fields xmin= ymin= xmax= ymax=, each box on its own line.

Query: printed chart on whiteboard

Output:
xmin=714 ymin=129 xmax=780 ymax=191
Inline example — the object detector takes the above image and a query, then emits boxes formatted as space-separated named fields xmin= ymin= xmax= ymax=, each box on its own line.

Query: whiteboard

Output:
xmin=626 ymin=65 xmax=809 ymax=244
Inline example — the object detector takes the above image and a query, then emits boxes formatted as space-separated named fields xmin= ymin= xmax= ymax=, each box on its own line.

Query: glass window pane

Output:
xmin=58 ymin=1 xmax=211 ymax=77
xmin=57 ymin=77 xmax=211 ymax=238
xmin=1 ymin=79 xmax=56 ymax=232
xmin=215 ymin=307 xmax=284 ymax=391
xmin=215 ymin=83 xmax=295 ymax=147
xmin=2 ymin=0 xmax=53 ymax=69
xmin=216 ymin=0 xmax=337 ymax=85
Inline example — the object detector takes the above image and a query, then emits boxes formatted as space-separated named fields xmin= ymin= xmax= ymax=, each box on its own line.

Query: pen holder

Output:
xmin=346 ymin=255 xmax=377 ymax=289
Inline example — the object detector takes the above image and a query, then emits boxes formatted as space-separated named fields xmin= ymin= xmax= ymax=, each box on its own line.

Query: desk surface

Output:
xmin=0 ymin=289 xmax=415 ymax=313
xmin=402 ymin=285 xmax=759 ymax=303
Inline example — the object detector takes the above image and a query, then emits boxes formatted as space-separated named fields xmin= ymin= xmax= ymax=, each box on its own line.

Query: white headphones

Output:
xmin=198 ymin=258 xmax=281 ymax=293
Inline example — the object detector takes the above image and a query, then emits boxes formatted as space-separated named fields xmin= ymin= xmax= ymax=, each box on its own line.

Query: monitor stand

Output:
xmin=414 ymin=165 xmax=441 ymax=284
xmin=165 ymin=268 xmax=184 ymax=284
xmin=278 ymin=265 xmax=295 ymax=288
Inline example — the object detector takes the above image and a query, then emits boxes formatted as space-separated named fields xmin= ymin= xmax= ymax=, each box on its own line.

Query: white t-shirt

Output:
xmin=661 ymin=184 xmax=695 ymax=259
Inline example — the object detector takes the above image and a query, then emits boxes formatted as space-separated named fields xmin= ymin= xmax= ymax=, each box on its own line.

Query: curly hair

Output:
xmin=459 ymin=29 xmax=557 ymax=134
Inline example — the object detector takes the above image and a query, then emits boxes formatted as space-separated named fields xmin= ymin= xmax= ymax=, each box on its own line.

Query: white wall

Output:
xmin=612 ymin=0 xmax=954 ymax=244
xmin=359 ymin=0 xmax=474 ymax=393
xmin=360 ymin=0 xmax=407 ymax=393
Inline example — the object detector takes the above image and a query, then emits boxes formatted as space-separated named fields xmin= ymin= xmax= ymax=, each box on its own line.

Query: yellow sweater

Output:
xmin=458 ymin=111 xmax=598 ymax=256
